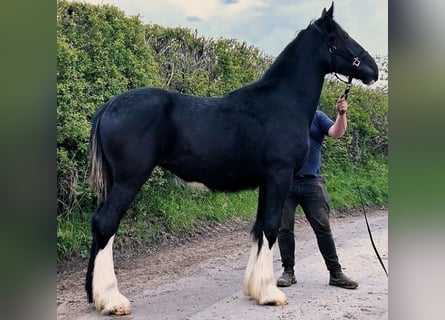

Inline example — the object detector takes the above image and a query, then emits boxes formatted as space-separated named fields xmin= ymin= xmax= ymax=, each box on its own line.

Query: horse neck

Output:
xmin=260 ymin=28 xmax=327 ymax=115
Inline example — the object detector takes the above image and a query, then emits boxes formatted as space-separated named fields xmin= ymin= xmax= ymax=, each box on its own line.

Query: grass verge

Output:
xmin=57 ymin=158 xmax=387 ymax=264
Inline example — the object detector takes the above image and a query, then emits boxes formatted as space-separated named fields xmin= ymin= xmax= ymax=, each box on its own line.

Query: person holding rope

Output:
xmin=276 ymin=97 xmax=358 ymax=289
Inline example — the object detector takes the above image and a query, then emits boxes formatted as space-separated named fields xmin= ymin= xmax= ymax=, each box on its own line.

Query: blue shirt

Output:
xmin=296 ymin=110 xmax=334 ymax=177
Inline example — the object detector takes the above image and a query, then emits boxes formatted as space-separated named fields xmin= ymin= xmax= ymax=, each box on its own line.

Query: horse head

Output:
xmin=313 ymin=2 xmax=378 ymax=85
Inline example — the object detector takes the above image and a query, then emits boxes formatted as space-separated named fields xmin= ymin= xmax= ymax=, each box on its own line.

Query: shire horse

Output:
xmin=86 ymin=3 xmax=378 ymax=315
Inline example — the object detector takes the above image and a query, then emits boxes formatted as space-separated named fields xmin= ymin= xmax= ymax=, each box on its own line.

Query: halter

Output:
xmin=312 ymin=23 xmax=369 ymax=102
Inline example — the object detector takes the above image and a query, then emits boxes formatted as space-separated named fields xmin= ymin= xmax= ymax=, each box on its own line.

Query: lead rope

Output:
xmin=340 ymin=83 xmax=388 ymax=277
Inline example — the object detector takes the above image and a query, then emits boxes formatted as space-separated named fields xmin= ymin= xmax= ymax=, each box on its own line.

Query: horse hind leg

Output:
xmin=86 ymin=178 xmax=149 ymax=315
xmin=92 ymin=234 xmax=130 ymax=315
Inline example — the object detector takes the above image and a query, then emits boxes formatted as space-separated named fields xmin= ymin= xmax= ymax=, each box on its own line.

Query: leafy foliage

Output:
xmin=57 ymin=0 xmax=162 ymax=215
xmin=56 ymin=1 xmax=388 ymax=262
xmin=144 ymin=25 xmax=273 ymax=95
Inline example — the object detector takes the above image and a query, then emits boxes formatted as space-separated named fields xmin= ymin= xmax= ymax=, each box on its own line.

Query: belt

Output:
xmin=294 ymin=174 xmax=316 ymax=179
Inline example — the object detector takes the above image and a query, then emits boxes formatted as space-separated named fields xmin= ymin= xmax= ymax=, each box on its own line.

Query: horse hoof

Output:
xmin=256 ymin=286 xmax=288 ymax=306
xmin=260 ymin=298 xmax=288 ymax=306
xmin=100 ymin=304 xmax=132 ymax=315
xmin=111 ymin=305 xmax=132 ymax=315
xmin=94 ymin=292 xmax=132 ymax=315
xmin=274 ymin=299 xmax=288 ymax=306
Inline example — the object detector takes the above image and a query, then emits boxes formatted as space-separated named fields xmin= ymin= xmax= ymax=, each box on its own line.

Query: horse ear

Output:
xmin=321 ymin=2 xmax=334 ymax=19
xmin=326 ymin=2 xmax=334 ymax=18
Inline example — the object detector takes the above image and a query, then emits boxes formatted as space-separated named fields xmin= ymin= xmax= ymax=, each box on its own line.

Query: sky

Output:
xmin=80 ymin=0 xmax=387 ymax=57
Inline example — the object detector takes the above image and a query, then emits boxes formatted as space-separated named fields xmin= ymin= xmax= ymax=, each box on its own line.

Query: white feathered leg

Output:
xmin=243 ymin=233 xmax=287 ymax=305
xmin=243 ymin=234 xmax=257 ymax=299
xmin=92 ymin=235 xmax=131 ymax=315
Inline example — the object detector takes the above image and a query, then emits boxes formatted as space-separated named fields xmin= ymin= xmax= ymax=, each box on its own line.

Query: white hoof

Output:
xmin=94 ymin=290 xmax=131 ymax=315
xmin=257 ymin=284 xmax=287 ymax=306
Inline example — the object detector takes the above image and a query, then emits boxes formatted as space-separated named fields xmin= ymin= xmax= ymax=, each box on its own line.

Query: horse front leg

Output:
xmin=243 ymin=170 xmax=292 ymax=306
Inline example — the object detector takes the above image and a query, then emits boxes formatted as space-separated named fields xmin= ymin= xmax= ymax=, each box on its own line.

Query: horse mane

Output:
xmin=230 ymin=19 xmax=319 ymax=94
xmin=259 ymin=29 xmax=307 ymax=81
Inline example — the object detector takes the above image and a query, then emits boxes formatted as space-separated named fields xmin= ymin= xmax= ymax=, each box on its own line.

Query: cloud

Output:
xmin=221 ymin=0 xmax=239 ymax=4
xmin=167 ymin=0 xmax=219 ymax=20
xmin=80 ymin=0 xmax=387 ymax=56
xmin=187 ymin=16 xmax=202 ymax=22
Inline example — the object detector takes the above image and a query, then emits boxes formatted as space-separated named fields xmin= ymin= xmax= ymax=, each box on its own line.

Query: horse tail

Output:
xmin=89 ymin=102 xmax=111 ymax=203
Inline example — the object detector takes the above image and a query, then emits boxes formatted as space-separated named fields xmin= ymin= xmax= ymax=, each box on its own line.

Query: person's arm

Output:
xmin=328 ymin=97 xmax=348 ymax=138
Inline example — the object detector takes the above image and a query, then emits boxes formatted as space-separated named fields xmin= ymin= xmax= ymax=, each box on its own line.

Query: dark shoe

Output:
xmin=277 ymin=271 xmax=297 ymax=287
xmin=329 ymin=272 xmax=358 ymax=289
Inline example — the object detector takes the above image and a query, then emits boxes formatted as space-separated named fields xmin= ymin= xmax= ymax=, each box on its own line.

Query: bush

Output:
xmin=57 ymin=1 xmax=163 ymax=216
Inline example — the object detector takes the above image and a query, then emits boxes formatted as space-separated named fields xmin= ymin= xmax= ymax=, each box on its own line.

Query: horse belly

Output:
xmin=161 ymin=152 xmax=262 ymax=192
xmin=161 ymin=116 xmax=263 ymax=191
xmin=198 ymin=168 xmax=261 ymax=192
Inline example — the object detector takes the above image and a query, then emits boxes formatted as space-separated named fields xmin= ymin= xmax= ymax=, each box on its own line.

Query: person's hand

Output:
xmin=336 ymin=98 xmax=348 ymax=115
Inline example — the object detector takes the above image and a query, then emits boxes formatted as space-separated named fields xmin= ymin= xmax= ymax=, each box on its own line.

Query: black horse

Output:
xmin=86 ymin=3 xmax=378 ymax=315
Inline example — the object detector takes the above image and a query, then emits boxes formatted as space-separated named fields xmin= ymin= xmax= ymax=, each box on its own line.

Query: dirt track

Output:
xmin=57 ymin=208 xmax=388 ymax=320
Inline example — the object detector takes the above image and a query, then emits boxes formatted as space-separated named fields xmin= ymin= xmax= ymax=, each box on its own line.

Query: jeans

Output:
xmin=278 ymin=176 xmax=342 ymax=274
